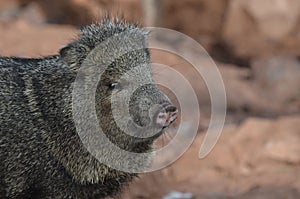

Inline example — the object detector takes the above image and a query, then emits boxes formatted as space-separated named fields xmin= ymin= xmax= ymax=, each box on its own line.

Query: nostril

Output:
xmin=155 ymin=105 xmax=178 ymax=128
xmin=165 ymin=105 xmax=177 ymax=113
xmin=166 ymin=107 xmax=178 ymax=123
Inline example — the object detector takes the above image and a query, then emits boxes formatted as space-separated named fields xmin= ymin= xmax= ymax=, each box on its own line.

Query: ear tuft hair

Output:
xmin=59 ymin=43 xmax=90 ymax=67
xmin=59 ymin=19 xmax=147 ymax=68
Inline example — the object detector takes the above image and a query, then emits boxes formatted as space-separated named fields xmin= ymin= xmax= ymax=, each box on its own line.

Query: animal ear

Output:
xmin=59 ymin=43 xmax=90 ymax=67
xmin=59 ymin=44 xmax=78 ymax=66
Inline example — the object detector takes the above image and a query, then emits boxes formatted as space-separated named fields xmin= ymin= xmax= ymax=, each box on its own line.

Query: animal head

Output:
xmin=60 ymin=19 xmax=178 ymax=152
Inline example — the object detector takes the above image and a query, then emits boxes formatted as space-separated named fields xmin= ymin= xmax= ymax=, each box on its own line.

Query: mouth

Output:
xmin=155 ymin=105 xmax=178 ymax=129
xmin=161 ymin=110 xmax=178 ymax=129
xmin=126 ymin=111 xmax=178 ymax=144
xmin=132 ymin=125 xmax=167 ymax=144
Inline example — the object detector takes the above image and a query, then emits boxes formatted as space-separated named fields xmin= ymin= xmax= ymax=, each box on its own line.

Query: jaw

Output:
xmin=100 ymin=118 xmax=168 ymax=152
xmin=130 ymin=127 xmax=166 ymax=145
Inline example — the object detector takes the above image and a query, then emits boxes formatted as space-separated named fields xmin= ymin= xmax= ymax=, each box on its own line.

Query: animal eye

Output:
xmin=108 ymin=82 xmax=120 ymax=90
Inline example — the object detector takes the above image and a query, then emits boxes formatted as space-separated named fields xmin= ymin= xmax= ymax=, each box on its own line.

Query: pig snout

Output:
xmin=155 ymin=103 xmax=178 ymax=128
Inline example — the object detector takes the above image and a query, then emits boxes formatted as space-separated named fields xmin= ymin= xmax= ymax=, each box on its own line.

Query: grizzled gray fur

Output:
xmin=0 ymin=19 xmax=177 ymax=199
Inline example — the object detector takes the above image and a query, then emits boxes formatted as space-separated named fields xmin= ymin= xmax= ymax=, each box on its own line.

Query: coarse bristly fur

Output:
xmin=0 ymin=18 xmax=175 ymax=198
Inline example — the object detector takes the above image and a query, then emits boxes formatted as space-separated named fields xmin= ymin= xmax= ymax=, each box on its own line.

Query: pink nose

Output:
xmin=156 ymin=105 xmax=178 ymax=128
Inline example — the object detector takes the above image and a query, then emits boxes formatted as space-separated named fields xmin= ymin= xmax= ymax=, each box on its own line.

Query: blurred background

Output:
xmin=0 ymin=0 xmax=300 ymax=199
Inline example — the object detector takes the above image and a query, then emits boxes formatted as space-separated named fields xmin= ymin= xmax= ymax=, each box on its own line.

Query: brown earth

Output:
xmin=123 ymin=116 xmax=300 ymax=199
xmin=2 ymin=0 xmax=300 ymax=60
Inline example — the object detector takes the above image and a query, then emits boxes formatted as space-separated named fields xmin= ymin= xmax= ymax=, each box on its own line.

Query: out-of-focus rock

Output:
xmin=19 ymin=0 xmax=100 ymax=25
xmin=3 ymin=0 xmax=300 ymax=62
xmin=123 ymin=116 xmax=300 ymax=199
xmin=230 ymin=116 xmax=300 ymax=175
xmin=0 ymin=20 xmax=76 ymax=57
xmin=223 ymin=0 xmax=300 ymax=58
xmin=155 ymin=31 xmax=299 ymax=118
xmin=252 ymin=56 xmax=300 ymax=106
xmin=177 ymin=116 xmax=300 ymax=194
xmin=219 ymin=64 xmax=288 ymax=117
xmin=13 ymin=0 xmax=142 ymax=25
xmin=153 ymin=38 xmax=297 ymax=120
xmin=18 ymin=2 xmax=46 ymax=24
xmin=0 ymin=0 xmax=20 ymax=22
xmin=219 ymin=60 xmax=300 ymax=117
xmin=0 ymin=0 xmax=19 ymax=8
xmin=141 ymin=0 xmax=162 ymax=27
xmin=234 ymin=186 xmax=300 ymax=199
xmin=162 ymin=0 xmax=228 ymax=40
xmin=263 ymin=116 xmax=300 ymax=164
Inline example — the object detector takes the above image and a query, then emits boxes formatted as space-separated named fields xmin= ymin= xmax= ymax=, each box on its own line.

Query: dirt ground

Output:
xmin=0 ymin=1 xmax=300 ymax=199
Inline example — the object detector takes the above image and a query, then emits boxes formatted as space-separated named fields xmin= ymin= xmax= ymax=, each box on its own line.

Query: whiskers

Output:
xmin=154 ymin=125 xmax=177 ymax=148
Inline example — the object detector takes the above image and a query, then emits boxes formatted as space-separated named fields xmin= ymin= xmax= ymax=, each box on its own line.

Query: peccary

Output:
xmin=0 ymin=19 xmax=178 ymax=199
